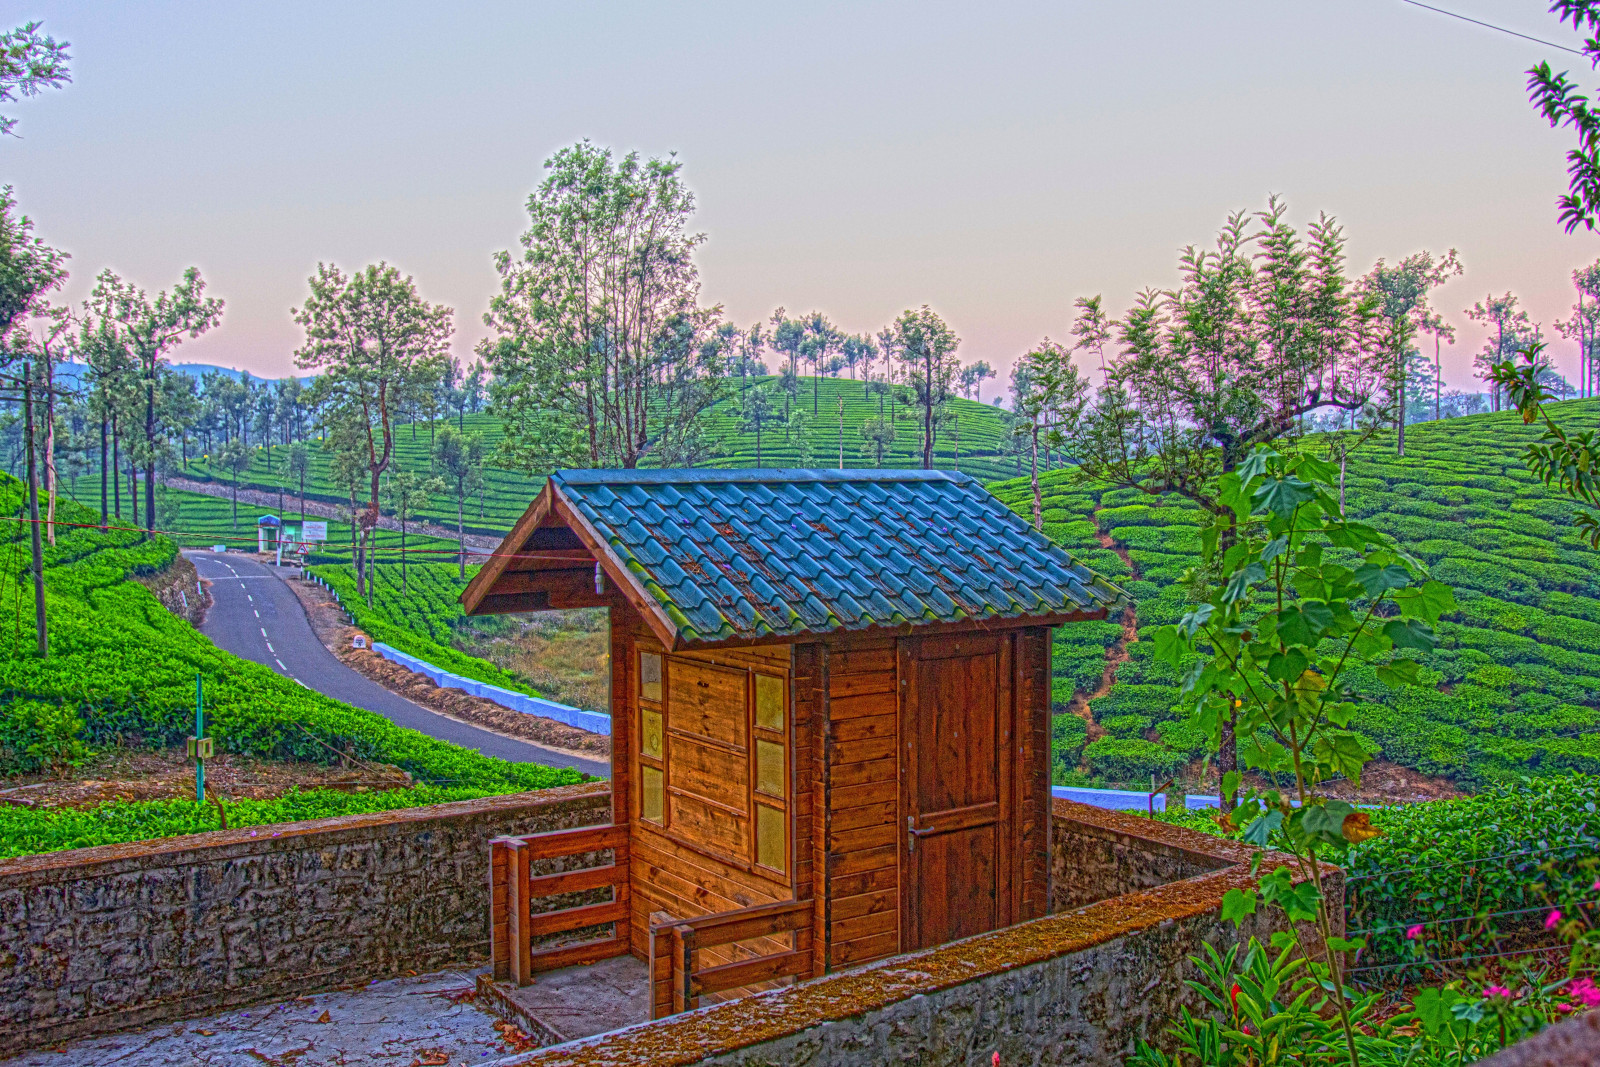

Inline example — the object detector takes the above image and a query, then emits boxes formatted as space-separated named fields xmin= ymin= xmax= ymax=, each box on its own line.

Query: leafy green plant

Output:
xmin=1130 ymin=933 xmax=1396 ymax=1067
xmin=1152 ymin=443 xmax=1455 ymax=1064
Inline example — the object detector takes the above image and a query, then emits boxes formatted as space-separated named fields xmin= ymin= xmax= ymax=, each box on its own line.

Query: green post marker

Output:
xmin=190 ymin=673 xmax=209 ymax=802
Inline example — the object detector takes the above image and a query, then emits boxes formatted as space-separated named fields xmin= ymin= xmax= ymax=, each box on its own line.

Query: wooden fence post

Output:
xmin=506 ymin=839 xmax=531 ymax=987
xmin=670 ymin=924 xmax=696 ymax=1016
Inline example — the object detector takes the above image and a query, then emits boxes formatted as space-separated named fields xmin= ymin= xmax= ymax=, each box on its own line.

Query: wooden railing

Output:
xmin=490 ymin=824 xmax=630 ymax=986
xmin=648 ymin=899 xmax=814 ymax=1019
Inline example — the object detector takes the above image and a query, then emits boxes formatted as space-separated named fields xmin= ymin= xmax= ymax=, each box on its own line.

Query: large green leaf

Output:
xmin=1353 ymin=562 xmax=1411 ymax=596
xmin=1253 ymin=475 xmax=1314 ymax=515
xmin=1382 ymin=617 xmax=1437 ymax=651
xmin=1276 ymin=601 xmax=1333 ymax=646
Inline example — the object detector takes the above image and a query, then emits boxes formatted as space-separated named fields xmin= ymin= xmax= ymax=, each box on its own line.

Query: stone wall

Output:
xmin=0 ymin=782 xmax=610 ymax=1049
xmin=489 ymin=803 xmax=1340 ymax=1067
xmin=1049 ymin=797 xmax=1244 ymax=911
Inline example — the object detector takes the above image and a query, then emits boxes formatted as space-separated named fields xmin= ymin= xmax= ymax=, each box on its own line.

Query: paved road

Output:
xmin=188 ymin=551 xmax=609 ymax=778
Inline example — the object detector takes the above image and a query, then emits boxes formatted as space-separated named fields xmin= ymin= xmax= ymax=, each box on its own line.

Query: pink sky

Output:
xmin=9 ymin=1 xmax=1600 ymax=401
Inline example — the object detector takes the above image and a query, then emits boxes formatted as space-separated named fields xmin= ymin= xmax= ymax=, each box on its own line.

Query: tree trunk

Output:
xmin=1396 ymin=364 xmax=1405 ymax=458
xmin=1434 ymin=334 xmax=1441 ymax=422
xmin=23 ymin=363 xmax=47 ymax=657
xmin=457 ymin=495 xmax=466 ymax=580
xmin=1029 ymin=424 xmax=1042 ymax=531
xmin=112 ymin=416 xmax=121 ymax=519
xmin=99 ymin=415 xmax=109 ymax=531
xmin=1216 ymin=455 xmax=1240 ymax=810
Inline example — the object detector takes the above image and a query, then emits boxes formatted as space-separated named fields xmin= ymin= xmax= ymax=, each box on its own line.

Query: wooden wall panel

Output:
xmin=792 ymin=641 xmax=826 ymax=978
xmin=625 ymin=635 xmax=805 ymax=975
xmin=820 ymin=633 xmax=901 ymax=972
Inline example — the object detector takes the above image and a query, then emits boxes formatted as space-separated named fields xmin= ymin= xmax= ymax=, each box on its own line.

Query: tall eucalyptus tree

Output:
xmin=482 ymin=142 xmax=718 ymax=471
xmin=295 ymin=261 xmax=451 ymax=596
xmin=83 ymin=266 xmax=222 ymax=533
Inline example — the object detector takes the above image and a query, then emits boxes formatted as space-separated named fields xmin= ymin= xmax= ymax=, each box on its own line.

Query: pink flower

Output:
xmin=1569 ymin=977 xmax=1600 ymax=1009
xmin=1558 ymin=1002 xmax=1575 ymax=1013
xmin=1545 ymin=909 xmax=1563 ymax=930
xmin=1484 ymin=985 xmax=1514 ymax=999
xmin=1592 ymin=878 xmax=1600 ymax=892
xmin=1405 ymin=924 xmax=1424 ymax=940
xmin=992 ymin=1055 xmax=1000 ymax=1067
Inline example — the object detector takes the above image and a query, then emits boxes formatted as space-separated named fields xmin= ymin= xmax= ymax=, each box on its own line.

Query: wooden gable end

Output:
xmin=461 ymin=484 xmax=668 ymax=637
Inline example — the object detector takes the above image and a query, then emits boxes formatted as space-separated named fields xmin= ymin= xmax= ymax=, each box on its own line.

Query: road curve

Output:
xmin=187 ymin=551 xmax=610 ymax=779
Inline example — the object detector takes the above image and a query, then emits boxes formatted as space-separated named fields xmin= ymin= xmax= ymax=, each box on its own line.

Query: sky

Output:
xmin=7 ymin=0 xmax=1600 ymax=401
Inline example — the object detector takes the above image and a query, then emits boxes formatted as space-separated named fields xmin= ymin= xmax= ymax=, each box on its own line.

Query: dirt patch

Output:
xmin=136 ymin=553 xmax=211 ymax=627
xmin=283 ymin=573 xmax=610 ymax=760
xmin=1067 ymin=523 xmax=1143 ymax=746
xmin=1311 ymin=760 xmax=1463 ymax=804
xmin=0 ymin=747 xmax=411 ymax=811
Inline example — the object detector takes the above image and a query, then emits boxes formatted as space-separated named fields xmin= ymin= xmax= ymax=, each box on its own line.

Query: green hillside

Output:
xmin=988 ymin=399 xmax=1600 ymax=792
xmin=169 ymin=376 xmax=1023 ymax=536
xmin=0 ymin=475 xmax=581 ymax=856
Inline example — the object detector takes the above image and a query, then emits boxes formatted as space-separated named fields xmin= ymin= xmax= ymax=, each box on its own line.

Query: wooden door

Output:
xmin=899 ymin=632 xmax=1015 ymax=950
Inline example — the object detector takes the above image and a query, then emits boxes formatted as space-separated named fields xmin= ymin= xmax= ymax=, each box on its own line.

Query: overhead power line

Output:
xmin=1397 ymin=0 xmax=1591 ymax=58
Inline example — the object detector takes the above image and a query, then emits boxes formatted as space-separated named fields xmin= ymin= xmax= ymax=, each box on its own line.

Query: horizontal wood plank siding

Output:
xmin=820 ymin=633 xmax=901 ymax=971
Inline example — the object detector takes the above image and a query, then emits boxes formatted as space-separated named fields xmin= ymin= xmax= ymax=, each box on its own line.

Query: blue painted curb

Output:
xmin=371 ymin=642 xmax=611 ymax=736
xmin=1052 ymin=785 xmax=1166 ymax=812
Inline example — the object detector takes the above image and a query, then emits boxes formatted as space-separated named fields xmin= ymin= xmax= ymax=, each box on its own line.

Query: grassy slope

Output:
xmin=167 ymin=377 xmax=1024 ymax=536
xmin=988 ymin=399 xmax=1600 ymax=791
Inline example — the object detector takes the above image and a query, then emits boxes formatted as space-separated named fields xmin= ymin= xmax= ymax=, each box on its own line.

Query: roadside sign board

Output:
xmin=301 ymin=521 xmax=328 ymax=542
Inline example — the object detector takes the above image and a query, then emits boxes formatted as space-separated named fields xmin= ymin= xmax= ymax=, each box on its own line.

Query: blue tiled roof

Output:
xmin=551 ymin=469 xmax=1126 ymax=646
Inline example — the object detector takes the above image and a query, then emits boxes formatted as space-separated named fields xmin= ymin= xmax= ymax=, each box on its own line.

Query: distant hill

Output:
xmin=170 ymin=375 xmax=1028 ymax=534
xmin=53 ymin=362 xmax=310 ymax=386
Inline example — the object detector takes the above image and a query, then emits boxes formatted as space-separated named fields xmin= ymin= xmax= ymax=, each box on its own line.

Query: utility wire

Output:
xmin=1351 ymin=896 xmax=1600 ymax=936
xmin=1397 ymin=0 xmax=1590 ymax=58
xmin=1348 ymin=942 xmax=1566 ymax=975
xmin=1345 ymin=842 xmax=1594 ymax=883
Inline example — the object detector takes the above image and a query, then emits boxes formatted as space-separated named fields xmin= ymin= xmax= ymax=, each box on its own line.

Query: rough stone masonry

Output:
xmin=0 ymin=782 xmax=609 ymax=1050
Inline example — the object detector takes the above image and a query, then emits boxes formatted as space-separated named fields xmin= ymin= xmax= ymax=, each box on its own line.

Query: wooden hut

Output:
xmin=462 ymin=469 xmax=1124 ymax=1014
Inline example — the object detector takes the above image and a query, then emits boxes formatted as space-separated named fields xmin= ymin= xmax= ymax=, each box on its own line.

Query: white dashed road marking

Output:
xmin=253 ymin=610 xmax=260 ymax=618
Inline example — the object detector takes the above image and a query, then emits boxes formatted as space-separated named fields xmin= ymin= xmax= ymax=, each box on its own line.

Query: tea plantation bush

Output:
xmin=1084 ymin=737 xmax=1184 ymax=782
xmin=1155 ymin=774 xmax=1600 ymax=978
xmin=0 ymin=475 xmax=581 ymax=855
xmin=990 ymin=399 xmax=1600 ymax=790
xmin=0 ymin=783 xmax=516 ymax=859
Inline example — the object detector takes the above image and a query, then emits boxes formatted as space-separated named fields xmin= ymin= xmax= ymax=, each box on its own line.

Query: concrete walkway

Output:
xmin=188 ymin=551 xmax=609 ymax=777
xmin=4 ymin=970 xmax=535 ymax=1067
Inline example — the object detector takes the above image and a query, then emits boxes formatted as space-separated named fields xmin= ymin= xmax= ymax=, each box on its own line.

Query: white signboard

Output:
xmin=301 ymin=521 xmax=328 ymax=543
